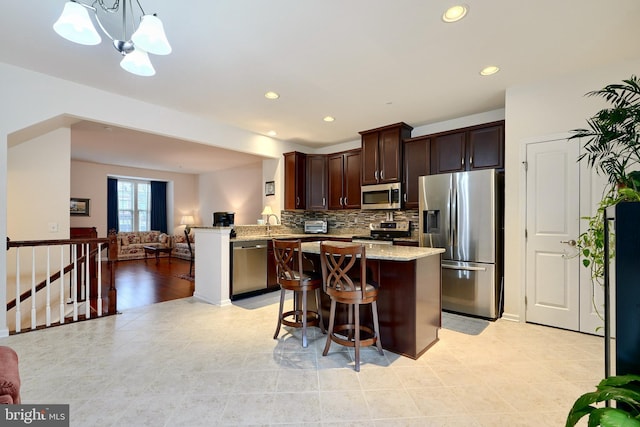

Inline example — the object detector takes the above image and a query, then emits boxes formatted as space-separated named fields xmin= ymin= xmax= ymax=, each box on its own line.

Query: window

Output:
xmin=117 ymin=179 xmax=151 ymax=232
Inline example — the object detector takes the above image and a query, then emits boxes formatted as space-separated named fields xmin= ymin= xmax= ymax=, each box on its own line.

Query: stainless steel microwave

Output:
xmin=361 ymin=182 xmax=402 ymax=210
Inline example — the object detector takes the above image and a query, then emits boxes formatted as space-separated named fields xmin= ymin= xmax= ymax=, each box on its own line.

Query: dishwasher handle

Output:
xmin=234 ymin=244 xmax=267 ymax=250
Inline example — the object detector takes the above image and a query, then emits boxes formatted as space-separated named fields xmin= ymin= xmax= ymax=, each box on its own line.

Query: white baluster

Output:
xmin=31 ymin=247 xmax=36 ymax=330
xmin=72 ymin=244 xmax=78 ymax=321
xmin=59 ymin=245 xmax=65 ymax=325
xmin=97 ymin=243 xmax=103 ymax=317
xmin=85 ymin=243 xmax=90 ymax=319
xmin=46 ymin=246 xmax=51 ymax=327
xmin=15 ymin=248 xmax=21 ymax=333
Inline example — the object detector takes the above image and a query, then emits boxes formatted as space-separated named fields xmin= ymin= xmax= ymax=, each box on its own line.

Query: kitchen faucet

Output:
xmin=265 ymin=213 xmax=280 ymax=235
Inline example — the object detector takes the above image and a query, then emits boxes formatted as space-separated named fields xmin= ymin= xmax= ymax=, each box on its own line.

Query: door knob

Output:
xmin=560 ymin=239 xmax=577 ymax=247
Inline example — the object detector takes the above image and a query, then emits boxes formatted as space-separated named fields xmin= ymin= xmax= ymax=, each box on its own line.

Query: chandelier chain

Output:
xmin=93 ymin=0 xmax=146 ymax=15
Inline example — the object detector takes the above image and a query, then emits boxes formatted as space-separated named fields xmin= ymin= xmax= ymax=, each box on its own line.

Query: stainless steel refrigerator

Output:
xmin=418 ymin=169 xmax=503 ymax=319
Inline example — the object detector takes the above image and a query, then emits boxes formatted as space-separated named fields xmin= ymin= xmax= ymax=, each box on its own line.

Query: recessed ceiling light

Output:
xmin=442 ymin=5 xmax=468 ymax=23
xmin=323 ymin=116 xmax=335 ymax=122
xmin=480 ymin=65 xmax=500 ymax=76
xmin=264 ymin=91 xmax=280 ymax=100
xmin=267 ymin=130 xmax=277 ymax=137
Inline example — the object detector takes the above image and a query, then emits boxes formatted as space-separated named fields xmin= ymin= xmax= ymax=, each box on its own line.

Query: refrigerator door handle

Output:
xmin=442 ymin=265 xmax=487 ymax=272
xmin=452 ymin=185 xmax=458 ymax=247
xmin=448 ymin=187 xmax=453 ymax=246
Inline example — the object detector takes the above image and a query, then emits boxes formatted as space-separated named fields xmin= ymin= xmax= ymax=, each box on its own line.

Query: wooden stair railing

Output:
xmin=6 ymin=230 xmax=119 ymax=324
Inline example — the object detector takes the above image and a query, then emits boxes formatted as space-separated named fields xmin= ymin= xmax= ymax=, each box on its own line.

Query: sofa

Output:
xmin=0 ymin=346 xmax=20 ymax=404
xmin=116 ymin=230 xmax=172 ymax=261
xmin=172 ymin=230 xmax=194 ymax=261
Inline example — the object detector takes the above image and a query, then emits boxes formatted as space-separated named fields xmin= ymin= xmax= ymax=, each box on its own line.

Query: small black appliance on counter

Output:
xmin=213 ymin=211 xmax=236 ymax=238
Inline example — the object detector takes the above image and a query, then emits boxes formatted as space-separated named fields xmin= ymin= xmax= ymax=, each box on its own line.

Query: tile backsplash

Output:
xmin=281 ymin=209 xmax=420 ymax=235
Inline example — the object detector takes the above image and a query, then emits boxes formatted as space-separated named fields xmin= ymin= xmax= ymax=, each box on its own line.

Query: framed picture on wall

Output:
xmin=70 ymin=198 xmax=90 ymax=216
xmin=265 ymin=181 xmax=275 ymax=196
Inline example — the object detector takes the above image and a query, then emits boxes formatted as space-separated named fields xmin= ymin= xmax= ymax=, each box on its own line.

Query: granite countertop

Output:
xmin=231 ymin=232 xmax=354 ymax=242
xmin=300 ymin=240 xmax=444 ymax=261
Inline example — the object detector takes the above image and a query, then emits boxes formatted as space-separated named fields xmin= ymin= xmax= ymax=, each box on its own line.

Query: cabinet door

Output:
xmin=431 ymin=132 xmax=466 ymax=174
xmin=327 ymin=153 xmax=345 ymax=209
xmin=403 ymin=138 xmax=430 ymax=209
xmin=361 ymin=132 xmax=380 ymax=185
xmin=468 ymin=124 xmax=504 ymax=170
xmin=379 ymin=128 xmax=402 ymax=183
xmin=306 ymin=154 xmax=327 ymax=210
xmin=343 ymin=150 xmax=362 ymax=209
xmin=284 ymin=152 xmax=306 ymax=210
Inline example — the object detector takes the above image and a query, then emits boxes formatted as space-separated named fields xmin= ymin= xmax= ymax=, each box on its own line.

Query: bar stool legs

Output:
xmin=273 ymin=283 xmax=325 ymax=348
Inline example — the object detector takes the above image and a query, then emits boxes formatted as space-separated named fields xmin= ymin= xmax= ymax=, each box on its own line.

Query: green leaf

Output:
xmin=593 ymin=407 xmax=640 ymax=427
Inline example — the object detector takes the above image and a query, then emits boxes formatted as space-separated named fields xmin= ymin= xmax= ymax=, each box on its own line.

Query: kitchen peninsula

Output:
xmin=192 ymin=226 xmax=444 ymax=359
xmin=301 ymin=241 xmax=444 ymax=359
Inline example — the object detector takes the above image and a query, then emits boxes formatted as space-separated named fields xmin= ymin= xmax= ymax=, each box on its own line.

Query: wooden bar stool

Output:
xmin=319 ymin=242 xmax=383 ymax=371
xmin=272 ymin=239 xmax=325 ymax=348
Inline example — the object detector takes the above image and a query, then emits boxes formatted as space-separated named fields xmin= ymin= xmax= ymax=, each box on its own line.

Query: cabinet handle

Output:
xmin=380 ymin=170 xmax=384 ymax=180
xmin=344 ymin=197 xmax=347 ymax=206
xmin=296 ymin=196 xmax=300 ymax=206
xmin=461 ymin=157 xmax=464 ymax=167
xmin=322 ymin=197 xmax=326 ymax=206
xmin=340 ymin=197 xmax=343 ymax=206
xmin=470 ymin=156 xmax=473 ymax=166
xmin=403 ymin=193 xmax=407 ymax=202
xmin=374 ymin=170 xmax=379 ymax=181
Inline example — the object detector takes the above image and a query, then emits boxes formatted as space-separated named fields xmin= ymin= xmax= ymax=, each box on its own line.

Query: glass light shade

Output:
xmin=180 ymin=215 xmax=195 ymax=225
xmin=53 ymin=1 xmax=102 ymax=45
xmin=131 ymin=15 xmax=172 ymax=55
xmin=120 ymin=48 xmax=156 ymax=76
xmin=261 ymin=206 xmax=274 ymax=216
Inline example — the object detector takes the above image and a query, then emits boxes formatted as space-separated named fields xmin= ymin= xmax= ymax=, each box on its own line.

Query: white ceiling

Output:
xmin=2 ymin=0 xmax=640 ymax=173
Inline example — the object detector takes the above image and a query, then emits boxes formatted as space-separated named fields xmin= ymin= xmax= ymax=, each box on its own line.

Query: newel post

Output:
xmin=107 ymin=229 xmax=118 ymax=314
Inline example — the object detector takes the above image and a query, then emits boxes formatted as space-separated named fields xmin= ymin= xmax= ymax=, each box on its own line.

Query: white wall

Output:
xmin=71 ymin=160 xmax=198 ymax=236
xmin=198 ymin=162 xmax=263 ymax=226
xmin=8 ymin=128 xmax=70 ymax=241
xmin=503 ymin=59 xmax=640 ymax=321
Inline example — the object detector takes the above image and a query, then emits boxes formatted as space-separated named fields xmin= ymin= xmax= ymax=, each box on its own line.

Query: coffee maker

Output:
xmin=213 ymin=212 xmax=236 ymax=238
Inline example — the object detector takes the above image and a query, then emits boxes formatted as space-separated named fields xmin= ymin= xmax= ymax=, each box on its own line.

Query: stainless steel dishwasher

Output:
xmin=230 ymin=240 xmax=268 ymax=299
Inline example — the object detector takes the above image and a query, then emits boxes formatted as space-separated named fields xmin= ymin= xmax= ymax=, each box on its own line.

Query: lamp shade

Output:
xmin=131 ymin=14 xmax=172 ymax=55
xmin=120 ymin=48 xmax=156 ymax=76
xmin=261 ymin=206 xmax=274 ymax=216
xmin=180 ymin=215 xmax=195 ymax=225
xmin=53 ymin=1 xmax=102 ymax=46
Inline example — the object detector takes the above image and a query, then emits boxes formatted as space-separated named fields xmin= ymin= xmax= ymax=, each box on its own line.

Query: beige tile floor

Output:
xmin=2 ymin=293 xmax=603 ymax=426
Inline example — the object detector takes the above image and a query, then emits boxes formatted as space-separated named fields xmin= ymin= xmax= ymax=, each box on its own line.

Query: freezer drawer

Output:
xmin=441 ymin=261 xmax=500 ymax=319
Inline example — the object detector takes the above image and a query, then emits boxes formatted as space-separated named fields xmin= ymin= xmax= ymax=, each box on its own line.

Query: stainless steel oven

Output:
xmin=361 ymin=182 xmax=402 ymax=210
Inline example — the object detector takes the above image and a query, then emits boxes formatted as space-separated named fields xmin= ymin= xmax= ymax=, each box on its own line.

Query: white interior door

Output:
xmin=525 ymin=139 xmax=580 ymax=330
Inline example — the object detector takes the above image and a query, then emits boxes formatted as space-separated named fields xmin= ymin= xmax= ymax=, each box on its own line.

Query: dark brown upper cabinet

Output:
xmin=283 ymin=151 xmax=306 ymax=210
xmin=431 ymin=121 xmax=504 ymax=174
xmin=402 ymin=135 xmax=431 ymax=209
xmin=328 ymin=149 xmax=361 ymax=209
xmin=306 ymin=154 xmax=327 ymax=210
xmin=360 ymin=122 xmax=413 ymax=185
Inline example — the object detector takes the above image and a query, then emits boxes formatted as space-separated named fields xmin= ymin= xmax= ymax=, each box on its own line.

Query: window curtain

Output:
xmin=150 ymin=181 xmax=168 ymax=233
xmin=107 ymin=177 xmax=119 ymax=233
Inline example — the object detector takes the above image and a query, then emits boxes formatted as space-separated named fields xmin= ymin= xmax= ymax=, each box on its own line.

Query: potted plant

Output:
xmin=570 ymin=76 xmax=640 ymax=290
xmin=566 ymin=374 xmax=640 ymax=426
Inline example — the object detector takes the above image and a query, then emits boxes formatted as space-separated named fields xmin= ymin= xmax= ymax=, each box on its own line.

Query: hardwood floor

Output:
xmin=106 ymin=257 xmax=195 ymax=311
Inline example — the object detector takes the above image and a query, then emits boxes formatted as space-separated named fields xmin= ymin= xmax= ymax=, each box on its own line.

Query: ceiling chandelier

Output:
xmin=53 ymin=0 xmax=171 ymax=77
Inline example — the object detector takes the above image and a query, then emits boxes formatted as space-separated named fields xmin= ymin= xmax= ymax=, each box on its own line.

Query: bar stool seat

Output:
xmin=273 ymin=239 xmax=325 ymax=348
xmin=319 ymin=242 xmax=383 ymax=371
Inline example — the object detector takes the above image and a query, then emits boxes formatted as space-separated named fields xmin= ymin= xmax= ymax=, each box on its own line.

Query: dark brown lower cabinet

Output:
xmin=306 ymin=253 xmax=442 ymax=359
